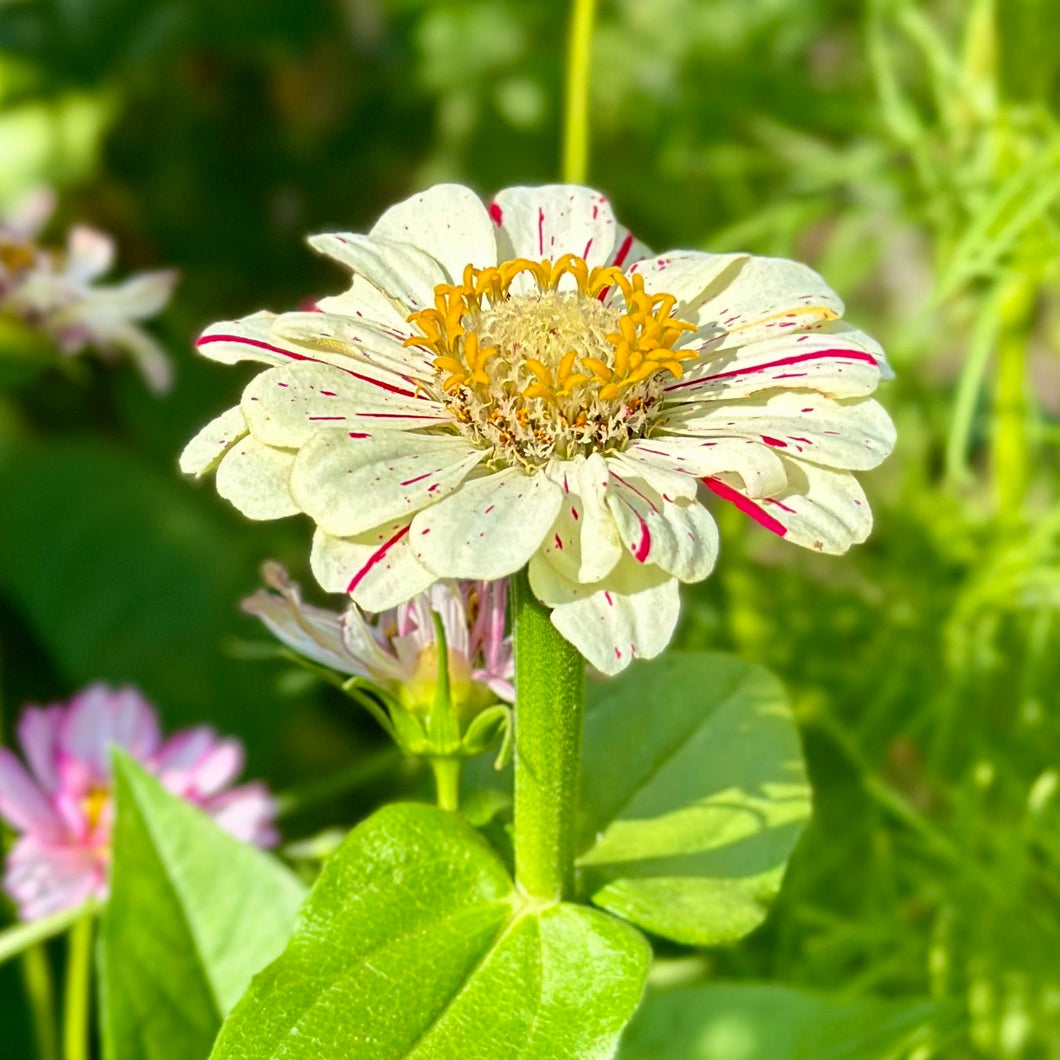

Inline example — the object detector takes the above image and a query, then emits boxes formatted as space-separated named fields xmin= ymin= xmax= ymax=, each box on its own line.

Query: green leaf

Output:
xmin=210 ymin=802 xmax=650 ymax=1059
xmin=617 ymin=983 xmax=935 ymax=1060
xmin=577 ymin=653 xmax=810 ymax=946
xmin=101 ymin=753 xmax=306 ymax=1060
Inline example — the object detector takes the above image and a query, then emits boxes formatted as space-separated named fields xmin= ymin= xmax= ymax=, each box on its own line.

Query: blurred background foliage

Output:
xmin=1 ymin=0 xmax=1059 ymax=1055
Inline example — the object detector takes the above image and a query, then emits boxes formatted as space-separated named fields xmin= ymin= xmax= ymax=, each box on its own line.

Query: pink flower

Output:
xmin=0 ymin=684 xmax=277 ymax=921
xmin=243 ymin=564 xmax=514 ymax=709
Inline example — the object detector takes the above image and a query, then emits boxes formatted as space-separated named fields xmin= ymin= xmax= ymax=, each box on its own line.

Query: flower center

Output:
xmin=81 ymin=786 xmax=110 ymax=832
xmin=0 ymin=237 xmax=36 ymax=277
xmin=406 ymin=254 xmax=697 ymax=467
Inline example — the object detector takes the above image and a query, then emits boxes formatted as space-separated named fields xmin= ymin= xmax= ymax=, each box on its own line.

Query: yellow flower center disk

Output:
xmin=81 ymin=786 xmax=110 ymax=831
xmin=405 ymin=254 xmax=697 ymax=465
xmin=0 ymin=238 xmax=38 ymax=275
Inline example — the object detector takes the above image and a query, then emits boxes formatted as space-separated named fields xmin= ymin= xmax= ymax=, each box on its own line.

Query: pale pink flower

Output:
xmin=243 ymin=563 xmax=514 ymax=708
xmin=0 ymin=188 xmax=177 ymax=391
xmin=0 ymin=684 xmax=277 ymax=921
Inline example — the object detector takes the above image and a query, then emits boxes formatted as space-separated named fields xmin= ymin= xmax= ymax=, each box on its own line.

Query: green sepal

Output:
xmin=460 ymin=703 xmax=511 ymax=764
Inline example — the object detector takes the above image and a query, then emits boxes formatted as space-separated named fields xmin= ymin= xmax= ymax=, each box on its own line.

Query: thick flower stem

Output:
xmin=512 ymin=570 xmax=585 ymax=902
xmin=562 ymin=0 xmax=598 ymax=184
xmin=62 ymin=914 xmax=93 ymax=1060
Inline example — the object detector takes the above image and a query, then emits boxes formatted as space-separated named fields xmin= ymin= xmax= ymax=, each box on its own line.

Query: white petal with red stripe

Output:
xmin=306 ymin=233 xmax=449 ymax=312
xmin=627 ymin=251 xmax=748 ymax=316
xmin=311 ymin=524 xmax=435 ymax=611
xmin=242 ymin=362 xmax=445 ymax=449
xmin=604 ymin=468 xmax=718 ymax=582
xmin=538 ymin=455 xmax=624 ymax=586
xmin=196 ymin=312 xmax=313 ymax=368
xmin=626 ymin=437 xmax=788 ymax=498
xmin=370 ymin=184 xmax=497 ymax=282
xmin=694 ymin=257 xmax=844 ymax=350
xmin=179 ymin=405 xmax=248 ymax=477
xmin=291 ymin=430 xmax=484 ymax=538
xmin=665 ymin=392 xmax=895 ymax=471
xmin=215 ymin=435 xmax=299 ymax=520
xmin=313 ymin=271 xmax=417 ymax=341
xmin=271 ymin=311 xmax=436 ymax=382
xmin=706 ymin=459 xmax=872 ymax=554
xmin=490 ymin=185 xmax=621 ymax=274
xmin=411 ymin=466 xmax=563 ymax=580
xmin=529 ymin=553 xmax=680 ymax=675
xmin=666 ymin=328 xmax=885 ymax=402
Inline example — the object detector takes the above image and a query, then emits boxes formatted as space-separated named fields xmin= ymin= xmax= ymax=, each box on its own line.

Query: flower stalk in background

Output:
xmin=182 ymin=183 xmax=894 ymax=673
xmin=0 ymin=188 xmax=177 ymax=392
xmin=0 ymin=684 xmax=277 ymax=921
xmin=243 ymin=564 xmax=514 ymax=807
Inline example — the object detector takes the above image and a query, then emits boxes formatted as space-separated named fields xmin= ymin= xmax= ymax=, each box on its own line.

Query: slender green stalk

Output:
xmin=562 ymin=0 xmax=598 ymax=184
xmin=0 ymin=902 xmax=93 ymax=967
xmin=993 ymin=276 xmax=1034 ymax=528
xmin=512 ymin=570 xmax=585 ymax=902
xmin=944 ymin=285 xmax=1002 ymax=487
xmin=431 ymin=757 xmax=461 ymax=812
xmin=0 ymin=651 xmax=60 ymax=1060
xmin=22 ymin=945 xmax=59 ymax=1060
xmin=62 ymin=915 xmax=93 ymax=1060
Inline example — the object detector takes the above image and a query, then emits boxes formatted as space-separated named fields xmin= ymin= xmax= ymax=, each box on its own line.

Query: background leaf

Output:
xmin=576 ymin=653 xmax=811 ymax=946
xmin=617 ymin=983 xmax=936 ymax=1060
xmin=101 ymin=753 xmax=305 ymax=1060
xmin=210 ymin=802 xmax=650 ymax=1060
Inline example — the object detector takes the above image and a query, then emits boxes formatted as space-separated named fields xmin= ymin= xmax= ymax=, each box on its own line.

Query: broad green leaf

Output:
xmin=577 ymin=653 xmax=810 ymax=946
xmin=210 ymin=802 xmax=650 ymax=1060
xmin=617 ymin=983 xmax=935 ymax=1060
xmin=101 ymin=754 xmax=306 ymax=1060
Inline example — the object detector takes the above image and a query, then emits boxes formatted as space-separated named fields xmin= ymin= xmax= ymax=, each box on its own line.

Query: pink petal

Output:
xmin=59 ymin=685 xmax=161 ymax=778
xmin=0 ymin=749 xmax=62 ymax=836
xmin=203 ymin=783 xmax=278 ymax=847
xmin=17 ymin=705 xmax=65 ymax=793
xmin=3 ymin=834 xmax=104 ymax=920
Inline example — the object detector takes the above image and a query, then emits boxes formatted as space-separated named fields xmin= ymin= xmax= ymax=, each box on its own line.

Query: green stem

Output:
xmin=993 ymin=276 xmax=1034 ymax=529
xmin=62 ymin=915 xmax=93 ymax=1060
xmin=512 ymin=570 xmax=585 ymax=902
xmin=22 ymin=945 xmax=59 ymax=1060
xmin=0 ymin=902 xmax=93 ymax=967
xmin=944 ymin=285 xmax=1002 ymax=488
xmin=562 ymin=0 xmax=598 ymax=184
xmin=430 ymin=757 xmax=462 ymax=812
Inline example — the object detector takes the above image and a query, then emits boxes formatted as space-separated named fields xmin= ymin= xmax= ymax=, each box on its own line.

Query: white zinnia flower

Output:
xmin=182 ymin=184 xmax=894 ymax=673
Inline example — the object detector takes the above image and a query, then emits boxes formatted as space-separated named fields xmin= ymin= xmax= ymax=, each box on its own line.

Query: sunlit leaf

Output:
xmin=209 ymin=803 xmax=650 ymax=1060
xmin=577 ymin=653 xmax=811 ymax=946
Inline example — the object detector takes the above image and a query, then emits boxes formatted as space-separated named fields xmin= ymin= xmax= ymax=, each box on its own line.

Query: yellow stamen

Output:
xmin=405 ymin=254 xmax=700 ymax=406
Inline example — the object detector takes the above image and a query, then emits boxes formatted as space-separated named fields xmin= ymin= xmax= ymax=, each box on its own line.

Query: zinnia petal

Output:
xmin=411 ymin=467 xmax=563 ymax=580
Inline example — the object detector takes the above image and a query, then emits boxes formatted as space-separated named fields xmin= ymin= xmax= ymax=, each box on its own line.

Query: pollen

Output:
xmin=405 ymin=254 xmax=697 ymax=466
